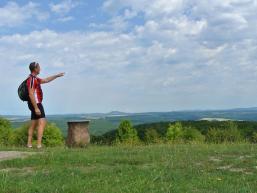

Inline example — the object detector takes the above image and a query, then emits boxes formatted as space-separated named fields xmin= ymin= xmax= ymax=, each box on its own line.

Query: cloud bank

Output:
xmin=0 ymin=0 xmax=257 ymax=114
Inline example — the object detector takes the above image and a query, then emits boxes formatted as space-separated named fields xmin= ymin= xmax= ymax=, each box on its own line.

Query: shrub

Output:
xmin=223 ymin=129 xmax=243 ymax=143
xmin=251 ymin=132 xmax=257 ymax=143
xmin=12 ymin=123 xmax=64 ymax=147
xmin=206 ymin=121 xmax=243 ymax=143
xmin=223 ymin=121 xmax=243 ymax=142
xmin=90 ymin=135 xmax=105 ymax=145
xmin=12 ymin=124 xmax=29 ymax=146
xmin=0 ymin=117 xmax=11 ymax=128
xmin=115 ymin=120 xmax=139 ymax=144
xmin=205 ymin=128 xmax=223 ymax=143
xmin=42 ymin=123 xmax=64 ymax=147
xmin=0 ymin=118 xmax=13 ymax=146
xmin=182 ymin=127 xmax=205 ymax=143
xmin=144 ymin=128 xmax=161 ymax=144
xmin=166 ymin=122 xmax=183 ymax=142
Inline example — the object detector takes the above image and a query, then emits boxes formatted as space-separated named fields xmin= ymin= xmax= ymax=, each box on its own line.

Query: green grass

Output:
xmin=0 ymin=144 xmax=256 ymax=193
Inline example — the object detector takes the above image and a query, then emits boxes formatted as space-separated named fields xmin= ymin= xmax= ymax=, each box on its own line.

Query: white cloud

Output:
xmin=0 ymin=2 xmax=49 ymax=27
xmin=99 ymin=0 xmax=257 ymax=110
xmin=57 ymin=16 xmax=74 ymax=22
xmin=50 ymin=0 xmax=79 ymax=15
xmin=123 ymin=9 xmax=138 ymax=19
xmin=1 ymin=0 xmax=257 ymax=114
xmin=103 ymin=0 xmax=185 ymax=17
xmin=143 ymin=0 xmax=185 ymax=17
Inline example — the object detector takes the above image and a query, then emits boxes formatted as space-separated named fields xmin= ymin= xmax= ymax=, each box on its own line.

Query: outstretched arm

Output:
xmin=41 ymin=73 xmax=65 ymax=84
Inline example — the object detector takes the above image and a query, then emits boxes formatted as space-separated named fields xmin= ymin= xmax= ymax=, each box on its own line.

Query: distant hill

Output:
xmin=106 ymin=111 xmax=130 ymax=116
xmin=2 ymin=107 xmax=257 ymax=136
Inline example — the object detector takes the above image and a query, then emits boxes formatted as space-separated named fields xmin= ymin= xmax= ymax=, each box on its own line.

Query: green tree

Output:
xmin=205 ymin=128 xmax=223 ymax=143
xmin=206 ymin=121 xmax=243 ymax=143
xmin=0 ymin=117 xmax=11 ymax=128
xmin=116 ymin=120 xmax=139 ymax=144
xmin=224 ymin=121 xmax=243 ymax=142
xmin=182 ymin=127 xmax=205 ymax=143
xmin=144 ymin=128 xmax=161 ymax=144
xmin=252 ymin=132 xmax=257 ymax=143
xmin=166 ymin=122 xmax=183 ymax=141
xmin=0 ymin=118 xmax=13 ymax=146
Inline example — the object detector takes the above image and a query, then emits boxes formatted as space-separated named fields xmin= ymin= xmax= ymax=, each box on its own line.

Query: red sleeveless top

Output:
xmin=26 ymin=75 xmax=43 ymax=103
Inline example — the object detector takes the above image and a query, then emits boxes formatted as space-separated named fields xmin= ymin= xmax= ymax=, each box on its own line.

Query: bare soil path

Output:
xmin=0 ymin=151 xmax=35 ymax=161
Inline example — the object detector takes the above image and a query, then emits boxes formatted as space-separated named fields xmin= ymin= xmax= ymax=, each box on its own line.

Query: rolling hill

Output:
xmin=2 ymin=107 xmax=257 ymax=136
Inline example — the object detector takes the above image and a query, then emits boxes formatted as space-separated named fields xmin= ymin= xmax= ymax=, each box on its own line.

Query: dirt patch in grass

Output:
xmin=209 ymin=156 xmax=222 ymax=162
xmin=0 ymin=151 xmax=36 ymax=161
xmin=217 ymin=165 xmax=233 ymax=170
xmin=0 ymin=167 xmax=35 ymax=173
xmin=216 ymin=164 xmax=255 ymax=175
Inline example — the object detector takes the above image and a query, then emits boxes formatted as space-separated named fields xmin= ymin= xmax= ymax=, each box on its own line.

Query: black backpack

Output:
xmin=18 ymin=78 xmax=29 ymax=101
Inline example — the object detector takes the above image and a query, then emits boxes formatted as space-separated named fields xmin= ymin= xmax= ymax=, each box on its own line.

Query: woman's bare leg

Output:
xmin=37 ymin=118 xmax=47 ymax=147
xmin=27 ymin=120 xmax=38 ymax=147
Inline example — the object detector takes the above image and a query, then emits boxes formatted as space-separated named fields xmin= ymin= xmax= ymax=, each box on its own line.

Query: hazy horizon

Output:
xmin=1 ymin=0 xmax=257 ymax=115
xmin=2 ymin=106 xmax=257 ymax=116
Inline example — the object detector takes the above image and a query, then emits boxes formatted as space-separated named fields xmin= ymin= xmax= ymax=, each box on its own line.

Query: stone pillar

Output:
xmin=66 ymin=120 xmax=90 ymax=147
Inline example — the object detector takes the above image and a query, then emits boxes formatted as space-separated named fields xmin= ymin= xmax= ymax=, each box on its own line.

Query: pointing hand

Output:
xmin=57 ymin=73 xmax=65 ymax=77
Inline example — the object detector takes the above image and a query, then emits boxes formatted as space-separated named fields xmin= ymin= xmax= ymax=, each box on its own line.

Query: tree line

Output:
xmin=91 ymin=120 xmax=257 ymax=145
xmin=1 ymin=117 xmax=257 ymax=146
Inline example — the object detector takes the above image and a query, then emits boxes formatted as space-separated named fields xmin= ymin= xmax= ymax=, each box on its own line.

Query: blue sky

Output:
xmin=0 ymin=0 xmax=257 ymax=115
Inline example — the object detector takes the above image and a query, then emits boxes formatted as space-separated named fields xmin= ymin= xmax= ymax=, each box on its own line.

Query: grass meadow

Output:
xmin=0 ymin=144 xmax=256 ymax=193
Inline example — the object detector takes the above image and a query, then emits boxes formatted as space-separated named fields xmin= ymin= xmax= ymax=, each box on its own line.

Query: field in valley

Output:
xmin=0 ymin=144 xmax=256 ymax=193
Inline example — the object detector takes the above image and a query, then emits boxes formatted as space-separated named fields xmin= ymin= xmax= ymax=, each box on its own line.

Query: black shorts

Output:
xmin=28 ymin=101 xmax=46 ymax=120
